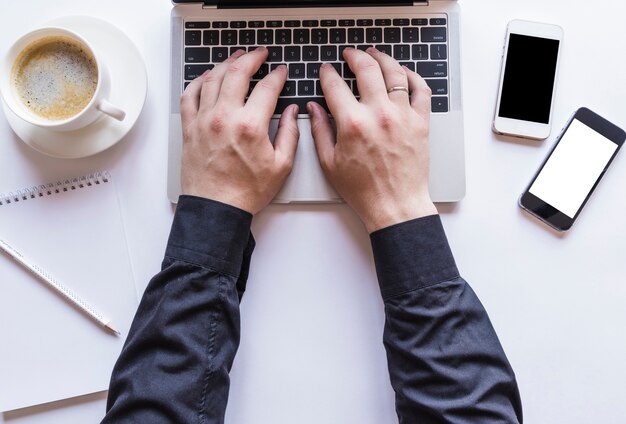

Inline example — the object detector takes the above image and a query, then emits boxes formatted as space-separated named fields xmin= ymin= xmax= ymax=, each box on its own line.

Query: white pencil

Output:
xmin=0 ymin=238 xmax=120 ymax=336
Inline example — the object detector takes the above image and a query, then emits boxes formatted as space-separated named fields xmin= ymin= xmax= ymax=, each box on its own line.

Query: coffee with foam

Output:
xmin=11 ymin=36 xmax=98 ymax=121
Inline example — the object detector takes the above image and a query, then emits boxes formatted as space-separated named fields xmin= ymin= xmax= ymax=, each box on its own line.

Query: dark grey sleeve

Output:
xmin=102 ymin=195 xmax=254 ymax=424
xmin=371 ymin=215 xmax=523 ymax=424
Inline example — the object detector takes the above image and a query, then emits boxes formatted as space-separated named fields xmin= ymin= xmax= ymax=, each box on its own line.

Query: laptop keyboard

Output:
xmin=183 ymin=16 xmax=449 ymax=114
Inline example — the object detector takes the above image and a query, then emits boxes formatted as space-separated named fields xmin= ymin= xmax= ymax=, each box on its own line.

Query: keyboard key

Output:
xmin=298 ymin=80 xmax=315 ymax=96
xmin=213 ymin=21 xmax=228 ymax=28
xmin=425 ymin=79 xmax=448 ymax=95
xmin=185 ymin=30 xmax=202 ymax=46
xmin=411 ymin=18 xmax=428 ymax=26
xmin=352 ymin=81 xmax=359 ymax=97
xmin=321 ymin=19 xmax=337 ymax=27
xmin=284 ymin=46 xmax=301 ymax=62
xmin=393 ymin=18 xmax=410 ymax=26
xmin=384 ymin=28 xmax=401 ymax=43
xmin=393 ymin=44 xmax=411 ymax=60
xmin=267 ymin=46 xmax=282 ymax=61
xmin=303 ymin=20 xmax=319 ymax=27
xmin=343 ymin=63 xmax=355 ymax=78
xmin=267 ymin=20 xmax=282 ymax=28
xmin=400 ymin=61 xmax=415 ymax=72
xmin=339 ymin=45 xmax=354 ymax=59
xmin=375 ymin=19 xmax=391 ymax=26
xmin=375 ymin=44 xmax=392 ymax=56
xmin=252 ymin=64 xmax=269 ymax=80
xmin=276 ymin=97 xmax=328 ymax=114
xmin=339 ymin=19 xmax=355 ymax=27
xmin=417 ymin=61 xmax=447 ymax=77
xmin=430 ymin=44 xmax=447 ymax=60
xmin=421 ymin=27 xmax=447 ymax=42
xmin=330 ymin=28 xmax=346 ymax=44
xmin=289 ymin=63 xmax=306 ymax=79
xmin=281 ymin=80 xmax=296 ymax=96
xmin=230 ymin=46 xmax=243 ymax=55
xmin=330 ymin=62 xmax=342 ymax=76
xmin=303 ymin=46 xmax=319 ymax=61
xmin=357 ymin=19 xmax=373 ymax=26
xmin=185 ymin=47 xmax=211 ymax=63
xmin=307 ymin=62 xmax=322 ymax=79
xmin=320 ymin=45 xmax=337 ymax=61
xmin=204 ymin=30 xmax=219 ymax=45
xmin=312 ymin=28 xmax=328 ymax=44
xmin=431 ymin=96 xmax=449 ymax=113
xmin=184 ymin=81 xmax=191 ymax=90
xmin=285 ymin=20 xmax=301 ymax=27
xmin=247 ymin=80 xmax=257 ymax=97
xmin=230 ymin=21 xmax=246 ymax=28
xmin=249 ymin=21 xmax=264 ymax=28
xmin=239 ymin=30 xmax=256 ymax=45
xmin=366 ymin=28 xmax=382 ymax=43
xmin=315 ymin=80 xmax=323 ymax=95
xmin=357 ymin=44 xmax=372 ymax=51
xmin=221 ymin=30 xmax=237 ymax=45
xmin=412 ymin=44 xmax=429 ymax=60
xmin=348 ymin=28 xmax=365 ymax=43
xmin=430 ymin=18 xmax=447 ymax=26
xmin=184 ymin=64 xmax=214 ymax=80
xmin=276 ymin=29 xmax=292 ymax=44
xmin=258 ymin=29 xmax=273 ymax=45
xmin=294 ymin=29 xmax=310 ymax=44
xmin=186 ymin=22 xmax=210 ymax=29
xmin=402 ymin=27 xmax=419 ymax=43
xmin=211 ymin=47 xmax=228 ymax=62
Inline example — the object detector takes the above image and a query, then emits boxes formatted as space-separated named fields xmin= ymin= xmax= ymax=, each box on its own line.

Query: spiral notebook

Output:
xmin=0 ymin=172 xmax=138 ymax=412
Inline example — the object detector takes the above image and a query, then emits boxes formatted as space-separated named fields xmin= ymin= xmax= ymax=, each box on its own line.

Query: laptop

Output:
xmin=167 ymin=0 xmax=465 ymax=203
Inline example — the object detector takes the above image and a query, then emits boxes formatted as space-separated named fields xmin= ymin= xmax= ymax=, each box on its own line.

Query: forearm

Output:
xmin=371 ymin=215 xmax=523 ymax=423
xmin=102 ymin=196 xmax=254 ymax=423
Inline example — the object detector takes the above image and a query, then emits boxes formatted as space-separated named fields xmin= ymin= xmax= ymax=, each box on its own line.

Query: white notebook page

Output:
xmin=0 ymin=173 xmax=138 ymax=412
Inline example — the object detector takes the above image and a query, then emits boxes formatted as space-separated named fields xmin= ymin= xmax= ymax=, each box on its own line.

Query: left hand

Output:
xmin=180 ymin=47 xmax=300 ymax=214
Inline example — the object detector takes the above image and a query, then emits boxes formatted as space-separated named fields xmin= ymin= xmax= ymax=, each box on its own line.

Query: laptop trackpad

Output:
xmin=271 ymin=117 xmax=341 ymax=204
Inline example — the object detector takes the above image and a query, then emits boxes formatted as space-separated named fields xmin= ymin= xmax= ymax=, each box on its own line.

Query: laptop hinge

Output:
xmin=202 ymin=1 xmax=418 ymax=8
xmin=414 ymin=1 xmax=429 ymax=5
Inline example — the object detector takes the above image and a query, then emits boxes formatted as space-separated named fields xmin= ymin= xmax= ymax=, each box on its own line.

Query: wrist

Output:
xmin=361 ymin=197 xmax=438 ymax=233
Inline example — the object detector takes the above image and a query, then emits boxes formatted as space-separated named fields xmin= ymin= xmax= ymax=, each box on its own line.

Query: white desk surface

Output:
xmin=1 ymin=1 xmax=625 ymax=423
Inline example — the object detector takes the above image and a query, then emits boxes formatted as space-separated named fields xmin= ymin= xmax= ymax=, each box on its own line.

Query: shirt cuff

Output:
xmin=165 ymin=195 xmax=255 ymax=278
xmin=370 ymin=214 xmax=460 ymax=300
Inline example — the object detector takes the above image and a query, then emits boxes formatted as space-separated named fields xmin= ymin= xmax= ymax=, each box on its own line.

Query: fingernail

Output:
xmin=275 ymin=64 xmax=287 ymax=72
xmin=292 ymin=104 xmax=300 ymax=118
xmin=366 ymin=47 xmax=378 ymax=54
xmin=255 ymin=46 xmax=267 ymax=52
xmin=321 ymin=63 xmax=333 ymax=72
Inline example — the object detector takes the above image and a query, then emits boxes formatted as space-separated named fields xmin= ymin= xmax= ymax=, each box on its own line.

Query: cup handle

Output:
xmin=97 ymin=99 xmax=126 ymax=121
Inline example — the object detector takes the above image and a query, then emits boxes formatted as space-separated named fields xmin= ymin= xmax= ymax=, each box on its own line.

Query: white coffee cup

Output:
xmin=0 ymin=27 xmax=125 ymax=132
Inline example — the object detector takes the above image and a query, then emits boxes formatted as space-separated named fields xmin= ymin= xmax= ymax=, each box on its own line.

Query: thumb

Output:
xmin=307 ymin=101 xmax=335 ymax=174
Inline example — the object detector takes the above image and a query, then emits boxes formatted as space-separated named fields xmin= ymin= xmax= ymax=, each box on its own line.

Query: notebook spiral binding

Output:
xmin=0 ymin=171 xmax=111 ymax=206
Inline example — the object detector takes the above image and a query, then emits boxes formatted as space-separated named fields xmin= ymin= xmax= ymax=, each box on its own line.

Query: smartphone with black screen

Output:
xmin=493 ymin=20 xmax=563 ymax=140
xmin=519 ymin=108 xmax=625 ymax=231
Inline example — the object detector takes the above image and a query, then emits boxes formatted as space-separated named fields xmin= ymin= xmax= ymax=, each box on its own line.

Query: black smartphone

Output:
xmin=519 ymin=107 xmax=625 ymax=231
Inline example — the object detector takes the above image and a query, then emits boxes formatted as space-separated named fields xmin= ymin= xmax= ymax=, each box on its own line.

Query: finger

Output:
xmin=216 ymin=47 xmax=269 ymax=108
xmin=180 ymin=71 xmax=205 ymax=127
xmin=307 ymin=101 xmax=336 ymax=174
xmin=342 ymin=48 xmax=388 ymax=105
xmin=245 ymin=64 xmax=288 ymax=123
xmin=366 ymin=47 xmax=410 ymax=106
xmin=405 ymin=66 xmax=432 ymax=117
xmin=319 ymin=62 xmax=359 ymax=121
xmin=273 ymin=104 xmax=300 ymax=169
xmin=198 ymin=49 xmax=246 ymax=113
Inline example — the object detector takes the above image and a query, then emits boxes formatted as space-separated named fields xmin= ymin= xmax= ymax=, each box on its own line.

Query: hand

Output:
xmin=180 ymin=48 xmax=300 ymax=214
xmin=308 ymin=47 xmax=438 ymax=233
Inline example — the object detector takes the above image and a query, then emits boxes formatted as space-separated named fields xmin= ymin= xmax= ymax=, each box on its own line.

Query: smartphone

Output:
xmin=519 ymin=108 xmax=625 ymax=231
xmin=493 ymin=20 xmax=564 ymax=140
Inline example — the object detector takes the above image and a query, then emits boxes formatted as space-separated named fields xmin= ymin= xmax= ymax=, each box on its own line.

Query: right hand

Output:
xmin=308 ymin=47 xmax=438 ymax=233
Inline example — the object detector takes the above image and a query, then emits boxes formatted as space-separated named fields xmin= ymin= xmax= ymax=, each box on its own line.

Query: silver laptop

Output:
xmin=168 ymin=0 xmax=465 ymax=203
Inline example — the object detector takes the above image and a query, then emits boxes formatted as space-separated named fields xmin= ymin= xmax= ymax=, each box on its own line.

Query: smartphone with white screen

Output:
xmin=519 ymin=108 xmax=625 ymax=231
xmin=493 ymin=20 xmax=563 ymax=140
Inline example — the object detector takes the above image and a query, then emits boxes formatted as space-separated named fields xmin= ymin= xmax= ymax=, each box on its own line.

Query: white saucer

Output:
xmin=2 ymin=16 xmax=147 ymax=158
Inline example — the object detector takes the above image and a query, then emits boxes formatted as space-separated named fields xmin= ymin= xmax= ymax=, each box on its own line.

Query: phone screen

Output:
xmin=498 ymin=34 xmax=560 ymax=124
xmin=528 ymin=119 xmax=618 ymax=218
